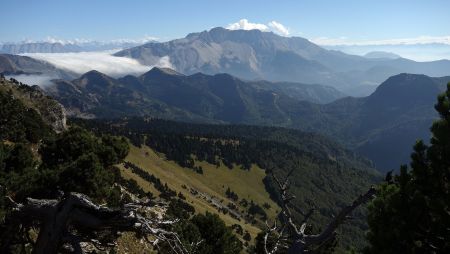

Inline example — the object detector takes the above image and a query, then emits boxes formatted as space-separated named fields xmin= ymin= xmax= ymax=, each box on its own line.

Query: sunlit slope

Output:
xmin=119 ymin=144 xmax=280 ymax=239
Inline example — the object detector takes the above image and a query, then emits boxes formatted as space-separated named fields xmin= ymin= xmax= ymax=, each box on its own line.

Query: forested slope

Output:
xmin=75 ymin=117 xmax=381 ymax=252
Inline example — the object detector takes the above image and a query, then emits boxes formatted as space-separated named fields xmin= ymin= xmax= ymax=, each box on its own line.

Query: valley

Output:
xmin=44 ymin=68 xmax=450 ymax=171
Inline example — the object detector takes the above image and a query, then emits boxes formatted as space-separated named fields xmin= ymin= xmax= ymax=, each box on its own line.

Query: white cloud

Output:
xmin=311 ymin=35 xmax=450 ymax=46
xmin=157 ymin=56 xmax=174 ymax=69
xmin=5 ymin=36 xmax=159 ymax=46
xmin=23 ymin=50 xmax=173 ymax=77
xmin=226 ymin=19 xmax=289 ymax=36
xmin=226 ymin=19 xmax=270 ymax=32
xmin=268 ymin=21 xmax=290 ymax=36
xmin=6 ymin=74 xmax=57 ymax=87
xmin=107 ymin=35 xmax=159 ymax=44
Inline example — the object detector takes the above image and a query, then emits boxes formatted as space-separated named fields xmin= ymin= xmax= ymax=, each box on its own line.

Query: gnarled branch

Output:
xmin=265 ymin=170 xmax=376 ymax=254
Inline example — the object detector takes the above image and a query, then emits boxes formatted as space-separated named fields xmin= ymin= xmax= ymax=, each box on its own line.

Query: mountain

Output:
xmin=0 ymin=42 xmax=83 ymax=54
xmin=115 ymin=27 xmax=450 ymax=96
xmin=46 ymin=67 xmax=345 ymax=119
xmin=364 ymin=51 xmax=401 ymax=59
xmin=115 ymin=27 xmax=350 ymax=90
xmin=310 ymin=73 xmax=449 ymax=170
xmin=116 ymin=28 xmax=349 ymax=90
xmin=0 ymin=41 xmax=151 ymax=54
xmin=0 ymin=54 xmax=77 ymax=80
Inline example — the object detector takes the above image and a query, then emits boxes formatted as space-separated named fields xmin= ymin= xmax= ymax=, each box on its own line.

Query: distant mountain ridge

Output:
xmin=1 ymin=42 xmax=83 ymax=54
xmin=0 ymin=40 xmax=151 ymax=54
xmin=115 ymin=27 xmax=450 ymax=96
xmin=364 ymin=51 xmax=401 ymax=59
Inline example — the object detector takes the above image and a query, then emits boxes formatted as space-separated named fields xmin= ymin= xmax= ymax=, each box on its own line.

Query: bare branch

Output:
xmin=265 ymin=169 xmax=377 ymax=254
xmin=264 ymin=220 xmax=288 ymax=254
xmin=302 ymin=187 xmax=377 ymax=246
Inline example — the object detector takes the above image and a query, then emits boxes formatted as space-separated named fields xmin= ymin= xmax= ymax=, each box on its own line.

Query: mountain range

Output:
xmin=0 ymin=40 xmax=150 ymax=54
xmin=44 ymin=66 xmax=450 ymax=171
xmin=46 ymin=67 xmax=345 ymax=118
xmin=2 ymin=28 xmax=450 ymax=98
xmin=1 ymin=42 xmax=83 ymax=54
xmin=115 ymin=27 xmax=450 ymax=96
xmin=363 ymin=51 xmax=401 ymax=59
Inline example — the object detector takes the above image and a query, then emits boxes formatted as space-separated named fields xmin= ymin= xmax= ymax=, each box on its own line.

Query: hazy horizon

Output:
xmin=1 ymin=0 xmax=450 ymax=61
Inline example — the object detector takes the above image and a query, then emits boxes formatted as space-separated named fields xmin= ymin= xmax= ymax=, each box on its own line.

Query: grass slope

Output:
xmin=120 ymin=144 xmax=280 ymax=241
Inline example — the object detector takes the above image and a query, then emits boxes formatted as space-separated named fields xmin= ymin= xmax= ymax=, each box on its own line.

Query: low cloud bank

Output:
xmin=6 ymin=74 xmax=57 ymax=87
xmin=23 ymin=50 xmax=173 ymax=77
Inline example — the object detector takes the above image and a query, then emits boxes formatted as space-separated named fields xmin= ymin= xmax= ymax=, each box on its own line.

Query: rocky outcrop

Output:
xmin=0 ymin=76 xmax=67 ymax=132
xmin=28 ymin=85 xmax=67 ymax=133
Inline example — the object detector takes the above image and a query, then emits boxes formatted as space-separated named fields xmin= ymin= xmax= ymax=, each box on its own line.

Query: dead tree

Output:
xmin=264 ymin=169 xmax=376 ymax=254
xmin=1 ymin=192 xmax=190 ymax=254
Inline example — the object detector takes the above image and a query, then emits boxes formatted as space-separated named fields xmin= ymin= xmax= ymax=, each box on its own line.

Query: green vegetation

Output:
xmin=75 ymin=117 xmax=381 ymax=251
xmin=0 ymin=124 xmax=134 ymax=253
xmin=39 ymin=126 xmax=129 ymax=200
xmin=166 ymin=212 xmax=243 ymax=254
xmin=119 ymin=145 xmax=276 ymax=243
xmin=121 ymin=158 xmax=247 ymax=252
xmin=0 ymin=78 xmax=246 ymax=253
xmin=1 ymin=77 xmax=67 ymax=133
xmin=365 ymin=83 xmax=450 ymax=253
xmin=0 ymin=124 xmax=130 ymax=209
xmin=0 ymin=85 xmax=51 ymax=143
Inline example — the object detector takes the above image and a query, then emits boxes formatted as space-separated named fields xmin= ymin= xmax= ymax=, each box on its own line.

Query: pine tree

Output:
xmin=365 ymin=83 xmax=450 ymax=253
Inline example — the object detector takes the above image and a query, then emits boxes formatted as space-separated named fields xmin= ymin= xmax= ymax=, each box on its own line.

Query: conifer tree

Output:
xmin=365 ymin=83 xmax=450 ymax=253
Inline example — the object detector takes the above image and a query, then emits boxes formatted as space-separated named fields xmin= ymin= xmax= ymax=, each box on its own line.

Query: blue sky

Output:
xmin=1 ymin=0 xmax=449 ymax=43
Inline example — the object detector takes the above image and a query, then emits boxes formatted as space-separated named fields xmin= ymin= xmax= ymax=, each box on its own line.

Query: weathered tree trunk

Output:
xmin=33 ymin=199 xmax=73 ymax=254
xmin=3 ymin=193 xmax=186 ymax=254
